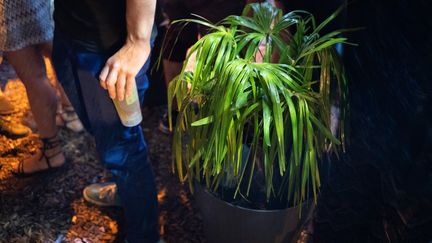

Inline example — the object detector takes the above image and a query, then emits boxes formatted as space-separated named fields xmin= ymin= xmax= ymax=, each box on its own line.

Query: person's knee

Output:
xmin=5 ymin=47 xmax=47 ymax=83
xmin=96 ymin=126 xmax=148 ymax=169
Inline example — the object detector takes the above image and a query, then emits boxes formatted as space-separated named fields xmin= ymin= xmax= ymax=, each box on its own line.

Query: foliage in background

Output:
xmin=168 ymin=2 xmax=349 ymax=208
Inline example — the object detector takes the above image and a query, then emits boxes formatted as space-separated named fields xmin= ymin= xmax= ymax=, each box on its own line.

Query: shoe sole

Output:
xmin=0 ymin=130 xmax=29 ymax=139
xmin=13 ymin=159 xmax=67 ymax=177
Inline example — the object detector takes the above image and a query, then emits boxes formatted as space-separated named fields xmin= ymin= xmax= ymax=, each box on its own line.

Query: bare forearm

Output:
xmin=99 ymin=0 xmax=156 ymax=101
xmin=126 ymin=0 xmax=156 ymax=44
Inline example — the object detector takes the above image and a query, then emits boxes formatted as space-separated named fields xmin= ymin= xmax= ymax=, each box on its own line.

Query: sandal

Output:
xmin=13 ymin=133 xmax=66 ymax=177
xmin=57 ymin=105 xmax=84 ymax=133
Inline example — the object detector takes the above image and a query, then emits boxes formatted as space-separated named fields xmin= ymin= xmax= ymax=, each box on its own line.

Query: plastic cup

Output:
xmin=113 ymin=82 xmax=142 ymax=127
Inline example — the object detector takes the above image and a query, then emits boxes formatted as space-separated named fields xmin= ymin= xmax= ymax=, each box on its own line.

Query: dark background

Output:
xmin=299 ymin=1 xmax=432 ymax=242
xmin=146 ymin=1 xmax=432 ymax=242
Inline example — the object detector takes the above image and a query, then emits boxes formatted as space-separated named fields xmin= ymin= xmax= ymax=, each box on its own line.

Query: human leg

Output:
xmin=6 ymin=46 xmax=57 ymax=137
xmin=38 ymin=42 xmax=84 ymax=133
xmin=52 ymin=35 xmax=159 ymax=242
xmin=81 ymin=57 xmax=158 ymax=243
xmin=5 ymin=45 xmax=65 ymax=174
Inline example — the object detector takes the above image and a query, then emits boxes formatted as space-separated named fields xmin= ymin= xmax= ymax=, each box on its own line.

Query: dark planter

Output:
xmin=195 ymin=185 xmax=313 ymax=243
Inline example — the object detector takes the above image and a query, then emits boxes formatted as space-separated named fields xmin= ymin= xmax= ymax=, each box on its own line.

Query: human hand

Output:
xmin=99 ymin=40 xmax=151 ymax=101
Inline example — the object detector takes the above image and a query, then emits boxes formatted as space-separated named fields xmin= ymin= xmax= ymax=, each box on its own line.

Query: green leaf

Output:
xmin=165 ymin=2 xmax=350 ymax=208
xmin=262 ymin=100 xmax=272 ymax=147
xmin=309 ymin=113 xmax=340 ymax=145
xmin=191 ymin=116 xmax=214 ymax=126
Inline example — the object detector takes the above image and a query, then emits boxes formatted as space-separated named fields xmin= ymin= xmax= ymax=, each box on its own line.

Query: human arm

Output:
xmin=99 ymin=0 xmax=156 ymax=101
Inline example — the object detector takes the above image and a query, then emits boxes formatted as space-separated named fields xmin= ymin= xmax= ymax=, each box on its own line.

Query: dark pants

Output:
xmin=52 ymin=32 xmax=159 ymax=243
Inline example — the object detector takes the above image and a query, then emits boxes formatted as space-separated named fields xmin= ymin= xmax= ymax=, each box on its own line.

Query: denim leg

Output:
xmin=52 ymin=35 xmax=159 ymax=243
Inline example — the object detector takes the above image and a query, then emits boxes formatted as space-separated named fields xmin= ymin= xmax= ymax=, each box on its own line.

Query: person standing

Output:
xmin=0 ymin=0 xmax=66 ymax=174
xmin=52 ymin=0 xmax=160 ymax=242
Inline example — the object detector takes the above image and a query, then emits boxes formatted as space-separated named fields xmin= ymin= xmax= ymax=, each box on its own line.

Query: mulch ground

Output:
xmin=0 ymin=64 xmax=204 ymax=242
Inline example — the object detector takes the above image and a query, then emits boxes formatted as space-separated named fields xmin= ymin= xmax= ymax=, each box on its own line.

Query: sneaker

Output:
xmin=158 ymin=110 xmax=178 ymax=134
xmin=0 ymin=116 xmax=30 ymax=138
xmin=83 ymin=182 xmax=122 ymax=207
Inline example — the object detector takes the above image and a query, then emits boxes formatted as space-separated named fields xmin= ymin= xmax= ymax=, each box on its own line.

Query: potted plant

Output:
xmin=167 ymin=2 xmax=349 ymax=242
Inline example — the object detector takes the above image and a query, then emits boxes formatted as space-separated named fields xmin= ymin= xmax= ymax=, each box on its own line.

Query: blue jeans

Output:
xmin=52 ymin=32 xmax=159 ymax=243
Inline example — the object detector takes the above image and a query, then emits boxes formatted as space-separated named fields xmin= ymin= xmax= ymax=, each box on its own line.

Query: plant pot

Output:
xmin=195 ymin=184 xmax=314 ymax=243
